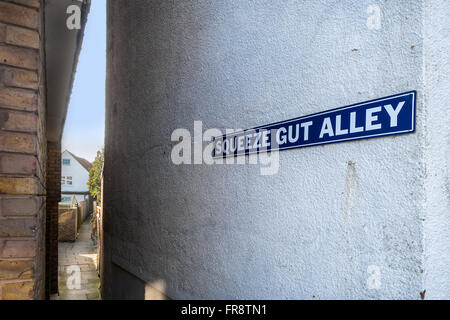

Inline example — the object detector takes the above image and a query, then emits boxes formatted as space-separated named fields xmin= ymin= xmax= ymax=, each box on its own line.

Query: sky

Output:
xmin=62 ymin=0 xmax=106 ymax=162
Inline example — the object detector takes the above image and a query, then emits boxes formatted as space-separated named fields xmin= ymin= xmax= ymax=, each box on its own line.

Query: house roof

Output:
xmin=66 ymin=150 xmax=93 ymax=172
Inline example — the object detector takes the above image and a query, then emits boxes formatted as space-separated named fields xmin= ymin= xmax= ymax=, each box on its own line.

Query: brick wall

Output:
xmin=46 ymin=141 xmax=59 ymax=296
xmin=0 ymin=0 xmax=46 ymax=300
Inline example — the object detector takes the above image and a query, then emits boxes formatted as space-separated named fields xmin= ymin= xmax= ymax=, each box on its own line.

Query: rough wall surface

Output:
xmin=0 ymin=0 xmax=46 ymax=300
xmin=422 ymin=0 xmax=450 ymax=300
xmin=104 ymin=0 xmax=447 ymax=299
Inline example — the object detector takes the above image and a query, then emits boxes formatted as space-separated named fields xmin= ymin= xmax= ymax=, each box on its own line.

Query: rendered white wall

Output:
xmin=104 ymin=0 xmax=449 ymax=299
xmin=422 ymin=0 xmax=450 ymax=300
xmin=61 ymin=150 xmax=90 ymax=194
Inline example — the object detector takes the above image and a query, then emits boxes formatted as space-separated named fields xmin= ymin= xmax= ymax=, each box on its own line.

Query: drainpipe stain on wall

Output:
xmin=343 ymin=161 xmax=358 ymax=219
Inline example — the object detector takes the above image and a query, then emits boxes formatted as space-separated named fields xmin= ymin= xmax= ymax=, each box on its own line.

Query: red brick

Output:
xmin=0 ymin=109 xmax=37 ymax=132
xmin=0 ymin=196 xmax=38 ymax=216
xmin=0 ymin=217 xmax=35 ymax=237
xmin=0 ymin=131 xmax=36 ymax=154
xmin=6 ymin=0 xmax=40 ymax=9
xmin=46 ymin=141 xmax=60 ymax=295
xmin=0 ymin=259 xmax=33 ymax=280
xmin=0 ymin=23 xmax=39 ymax=49
xmin=0 ymin=153 xmax=36 ymax=175
xmin=0 ymin=23 xmax=5 ymax=41
xmin=1 ymin=281 xmax=34 ymax=300
xmin=0 ymin=2 xmax=38 ymax=29
xmin=0 ymin=240 xmax=35 ymax=258
xmin=0 ymin=44 xmax=38 ymax=70
xmin=0 ymin=66 xmax=38 ymax=90
xmin=0 ymin=177 xmax=39 ymax=195
xmin=0 ymin=87 xmax=37 ymax=111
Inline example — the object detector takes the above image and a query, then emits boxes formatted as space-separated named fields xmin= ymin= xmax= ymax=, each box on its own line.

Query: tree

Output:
xmin=87 ymin=149 xmax=104 ymax=202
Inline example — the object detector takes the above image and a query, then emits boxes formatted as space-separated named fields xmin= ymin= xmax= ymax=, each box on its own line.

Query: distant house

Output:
xmin=61 ymin=150 xmax=93 ymax=203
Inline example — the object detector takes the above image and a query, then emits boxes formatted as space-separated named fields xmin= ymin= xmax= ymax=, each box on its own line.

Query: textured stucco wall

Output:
xmin=104 ymin=0 xmax=448 ymax=299
xmin=422 ymin=0 xmax=450 ymax=300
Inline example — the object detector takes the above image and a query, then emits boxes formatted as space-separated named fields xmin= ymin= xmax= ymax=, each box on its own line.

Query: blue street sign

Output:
xmin=213 ymin=91 xmax=416 ymax=158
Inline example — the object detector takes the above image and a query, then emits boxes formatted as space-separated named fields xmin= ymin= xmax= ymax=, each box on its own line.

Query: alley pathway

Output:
xmin=52 ymin=219 xmax=100 ymax=300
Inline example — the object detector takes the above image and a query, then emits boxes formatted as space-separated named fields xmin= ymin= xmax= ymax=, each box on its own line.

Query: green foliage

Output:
xmin=87 ymin=149 xmax=104 ymax=202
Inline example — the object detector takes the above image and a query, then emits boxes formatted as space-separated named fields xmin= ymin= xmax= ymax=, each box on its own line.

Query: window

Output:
xmin=61 ymin=196 xmax=71 ymax=202
xmin=63 ymin=159 xmax=70 ymax=165
xmin=67 ymin=181 xmax=73 ymax=185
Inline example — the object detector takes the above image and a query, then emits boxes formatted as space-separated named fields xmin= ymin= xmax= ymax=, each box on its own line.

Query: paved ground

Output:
xmin=52 ymin=219 xmax=100 ymax=300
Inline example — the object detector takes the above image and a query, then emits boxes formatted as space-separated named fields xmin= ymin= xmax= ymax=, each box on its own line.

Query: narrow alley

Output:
xmin=1 ymin=0 xmax=450 ymax=304
xmin=52 ymin=220 xmax=100 ymax=300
